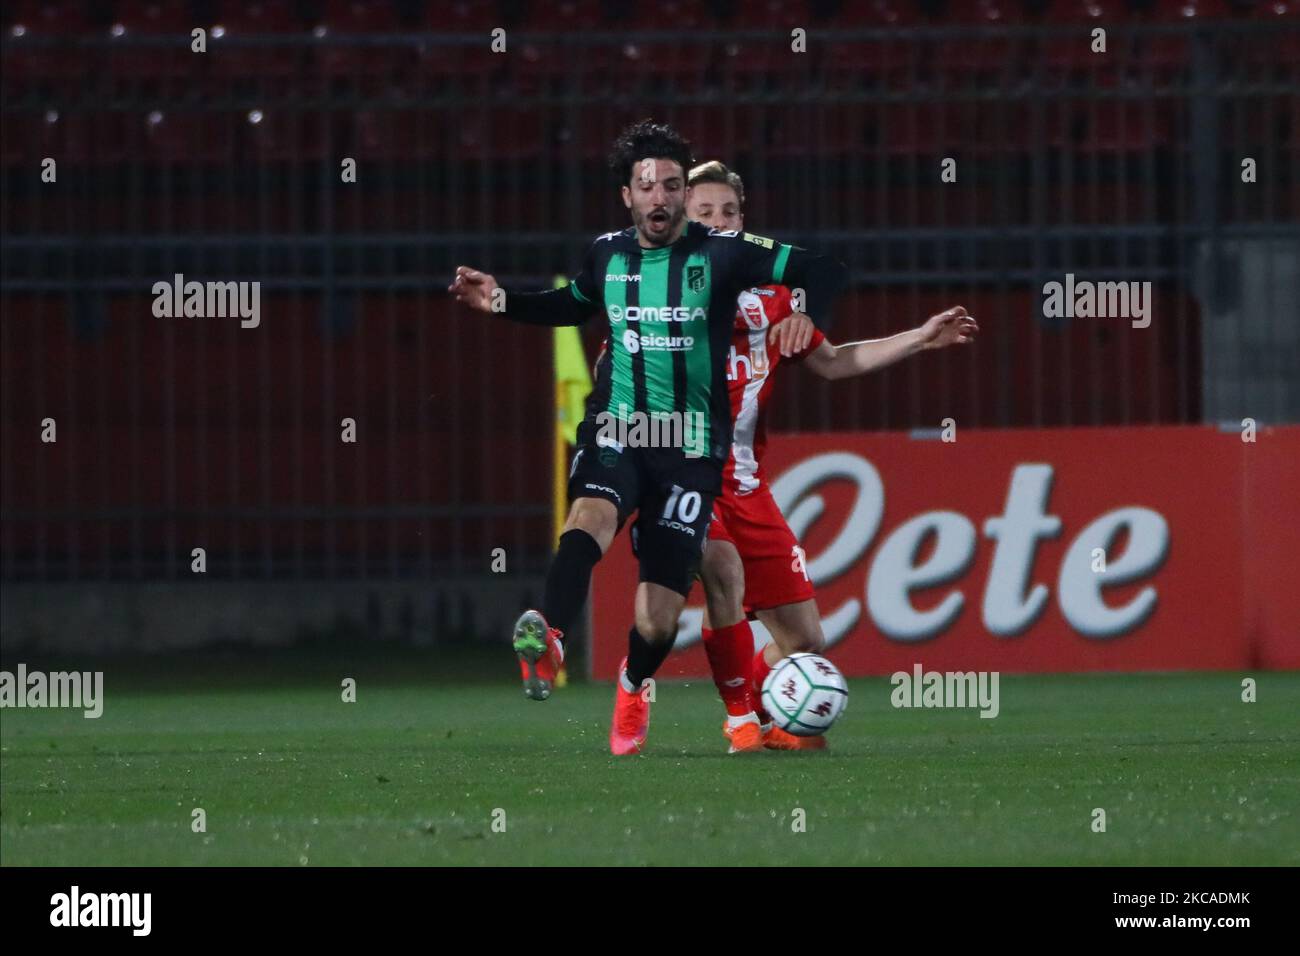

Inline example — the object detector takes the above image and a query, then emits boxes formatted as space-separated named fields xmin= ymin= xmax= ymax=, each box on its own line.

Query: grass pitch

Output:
xmin=1 ymin=653 xmax=1296 ymax=866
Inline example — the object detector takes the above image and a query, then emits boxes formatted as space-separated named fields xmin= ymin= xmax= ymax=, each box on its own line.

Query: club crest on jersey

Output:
xmin=737 ymin=291 xmax=768 ymax=331
xmin=686 ymin=265 xmax=705 ymax=293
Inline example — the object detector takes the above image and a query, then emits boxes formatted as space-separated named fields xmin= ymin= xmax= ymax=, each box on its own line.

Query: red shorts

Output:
xmin=707 ymin=484 xmax=815 ymax=612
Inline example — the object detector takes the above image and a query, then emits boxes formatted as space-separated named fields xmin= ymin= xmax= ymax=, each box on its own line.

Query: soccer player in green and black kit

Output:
xmin=448 ymin=121 xmax=846 ymax=754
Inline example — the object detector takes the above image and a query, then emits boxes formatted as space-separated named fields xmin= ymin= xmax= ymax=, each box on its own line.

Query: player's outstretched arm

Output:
xmin=448 ymin=266 xmax=499 ymax=312
xmin=448 ymin=265 xmax=596 ymax=327
xmin=721 ymin=230 xmax=848 ymax=332
xmin=803 ymin=306 xmax=979 ymax=380
xmin=779 ymin=247 xmax=849 ymax=332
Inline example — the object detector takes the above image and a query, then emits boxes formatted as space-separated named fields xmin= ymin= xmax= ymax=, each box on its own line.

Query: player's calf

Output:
xmin=703 ymin=620 xmax=762 ymax=748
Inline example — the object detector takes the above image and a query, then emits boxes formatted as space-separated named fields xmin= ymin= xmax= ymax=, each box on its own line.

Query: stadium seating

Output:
xmin=4 ymin=0 xmax=1292 ymax=576
xmin=209 ymin=1 xmax=302 ymax=79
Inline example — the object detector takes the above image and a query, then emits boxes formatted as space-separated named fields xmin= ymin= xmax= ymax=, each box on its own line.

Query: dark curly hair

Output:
xmin=607 ymin=120 xmax=695 ymax=189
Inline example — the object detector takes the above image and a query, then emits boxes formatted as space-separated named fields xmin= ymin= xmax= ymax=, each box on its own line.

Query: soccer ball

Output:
xmin=761 ymin=652 xmax=848 ymax=736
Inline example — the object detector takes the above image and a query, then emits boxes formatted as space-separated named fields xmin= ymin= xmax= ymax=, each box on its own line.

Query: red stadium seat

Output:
xmin=142 ymin=110 xmax=237 ymax=164
xmin=417 ymin=2 xmax=499 ymax=91
xmin=209 ymin=0 xmax=303 ymax=78
xmin=555 ymin=108 xmax=636 ymax=160
xmin=1149 ymin=0 xmax=1232 ymax=18
xmin=105 ymin=1 xmax=197 ymax=80
xmin=1134 ymin=1 xmax=1234 ymax=75
xmin=868 ymin=101 xmax=973 ymax=155
xmin=612 ymin=37 xmax=711 ymax=94
xmin=510 ymin=37 xmax=616 ymax=96
xmin=429 ymin=0 xmax=502 ymax=32
xmin=311 ymin=0 xmax=405 ymax=78
xmin=1079 ymin=104 xmax=1173 ymax=151
xmin=450 ymin=108 xmax=544 ymax=160
xmin=242 ymin=108 xmax=333 ymax=161
xmin=51 ymin=109 xmax=135 ymax=165
xmin=0 ymin=110 xmax=58 ymax=168
xmin=823 ymin=1 xmax=915 ymax=86
xmin=2 ymin=0 xmax=95 ymax=80
xmin=1250 ymin=0 xmax=1300 ymax=62
xmin=834 ymin=0 xmax=916 ymax=24
xmin=623 ymin=0 xmax=711 ymax=29
xmin=1042 ymin=0 xmax=1116 ymax=75
xmin=522 ymin=0 xmax=603 ymax=31
xmin=714 ymin=0 xmax=815 ymax=86
xmin=676 ymin=103 xmax=761 ymax=154
xmin=938 ymin=1 xmax=1018 ymax=78
xmin=741 ymin=0 xmax=813 ymax=28
xmin=353 ymin=108 xmax=445 ymax=160
xmin=587 ymin=0 xmax=707 ymax=92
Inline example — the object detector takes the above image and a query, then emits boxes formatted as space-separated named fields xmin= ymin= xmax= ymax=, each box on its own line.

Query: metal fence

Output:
xmin=2 ymin=14 xmax=1297 ymax=582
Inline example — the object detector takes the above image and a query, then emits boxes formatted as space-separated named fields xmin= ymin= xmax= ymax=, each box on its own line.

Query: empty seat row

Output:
xmin=8 ymin=95 xmax=1294 ymax=166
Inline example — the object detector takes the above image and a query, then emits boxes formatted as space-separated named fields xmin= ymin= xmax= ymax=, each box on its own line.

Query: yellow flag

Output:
xmin=551 ymin=275 xmax=590 ymax=687
xmin=551 ymin=275 xmax=592 ymax=447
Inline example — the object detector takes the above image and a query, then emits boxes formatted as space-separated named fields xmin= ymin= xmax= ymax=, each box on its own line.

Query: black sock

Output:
xmin=541 ymin=529 xmax=603 ymax=639
xmin=625 ymin=625 xmax=675 ymax=689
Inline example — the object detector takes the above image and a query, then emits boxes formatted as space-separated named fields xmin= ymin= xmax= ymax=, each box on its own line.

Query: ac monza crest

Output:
xmin=741 ymin=299 xmax=766 ymax=330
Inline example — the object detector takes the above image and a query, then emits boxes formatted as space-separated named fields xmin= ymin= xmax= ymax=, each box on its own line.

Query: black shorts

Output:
xmin=567 ymin=438 xmax=720 ymax=597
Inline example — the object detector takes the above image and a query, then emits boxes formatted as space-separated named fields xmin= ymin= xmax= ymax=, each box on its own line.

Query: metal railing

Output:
xmin=1 ymin=20 xmax=1297 ymax=581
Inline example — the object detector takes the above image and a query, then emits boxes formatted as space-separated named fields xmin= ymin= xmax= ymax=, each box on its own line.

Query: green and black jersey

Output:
xmin=502 ymin=221 xmax=847 ymax=465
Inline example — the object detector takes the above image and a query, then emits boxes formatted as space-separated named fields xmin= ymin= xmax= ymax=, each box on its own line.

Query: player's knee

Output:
xmin=769 ymin=612 xmax=826 ymax=655
xmin=634 ymin=609 xmax=678 ymax=645
xmin=566 ymin=498 xmax=616 ymax=551
xmin=700 ymin=550 xmax=744 ymax=611
xmin=788 ymin=627 xmax=826 ymax=655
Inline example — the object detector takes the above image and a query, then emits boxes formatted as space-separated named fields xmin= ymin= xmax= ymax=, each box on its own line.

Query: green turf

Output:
xmin=1 ymin=667 xmax=1296 ymax=866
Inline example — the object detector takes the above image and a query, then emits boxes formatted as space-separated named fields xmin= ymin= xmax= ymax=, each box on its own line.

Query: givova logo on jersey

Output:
xmin=623 ymin=329 xmax=695 ymax=354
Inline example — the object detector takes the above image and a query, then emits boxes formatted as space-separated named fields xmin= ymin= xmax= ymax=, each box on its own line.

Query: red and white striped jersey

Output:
xmin=724 ymin=285 xmax=824 ymax=495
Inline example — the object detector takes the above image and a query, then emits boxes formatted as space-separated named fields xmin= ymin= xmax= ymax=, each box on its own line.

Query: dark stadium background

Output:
xmin=1 ymin=0 xmax=1296 ymax=662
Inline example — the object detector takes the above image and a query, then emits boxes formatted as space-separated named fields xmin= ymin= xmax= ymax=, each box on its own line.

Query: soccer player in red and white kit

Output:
xmin=685 ymin=161 xmax=979 ymax=752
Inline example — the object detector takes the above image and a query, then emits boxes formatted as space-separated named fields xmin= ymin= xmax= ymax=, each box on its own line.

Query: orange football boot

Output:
xmin=762 ymin=724 xmax=827 ymax=751
xmin=722 ymin=719 xmax=765 ymax=754
xmin=609 ymin=658 xmax=651 ymax=755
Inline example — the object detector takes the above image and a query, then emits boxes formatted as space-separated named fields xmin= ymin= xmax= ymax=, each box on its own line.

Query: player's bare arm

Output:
xmin=802 ymin=306 xmax=979 ymax=380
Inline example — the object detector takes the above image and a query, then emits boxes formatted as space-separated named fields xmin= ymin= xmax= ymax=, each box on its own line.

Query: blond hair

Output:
xmin=687 ymin=160 xmax=744 ymax=206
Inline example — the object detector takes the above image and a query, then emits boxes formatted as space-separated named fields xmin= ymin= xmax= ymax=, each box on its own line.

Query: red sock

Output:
xmin=751 ymin=648 xmax=775 ymax=722
xmin=702 ymin=622 xmax=756 ymax=717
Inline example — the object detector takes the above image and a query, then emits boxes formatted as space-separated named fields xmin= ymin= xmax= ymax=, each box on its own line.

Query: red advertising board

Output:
xmin=589 ymin=425 xmax=1299 ymax=679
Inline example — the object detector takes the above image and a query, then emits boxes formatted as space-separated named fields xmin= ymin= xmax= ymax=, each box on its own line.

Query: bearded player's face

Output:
xmin=685 ymin=182 xmax=743 ymax=233
xmin=622 ymin=157 xmax=687 ymax=246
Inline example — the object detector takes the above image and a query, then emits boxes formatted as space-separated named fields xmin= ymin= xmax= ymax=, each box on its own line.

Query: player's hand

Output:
xmin=448 ymin=266 xmax=500 ymax=313
xmin=770 ymin=311 xmax=815 ymax=358
xmin=918 ymin=306 xmax=979 ymax=349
